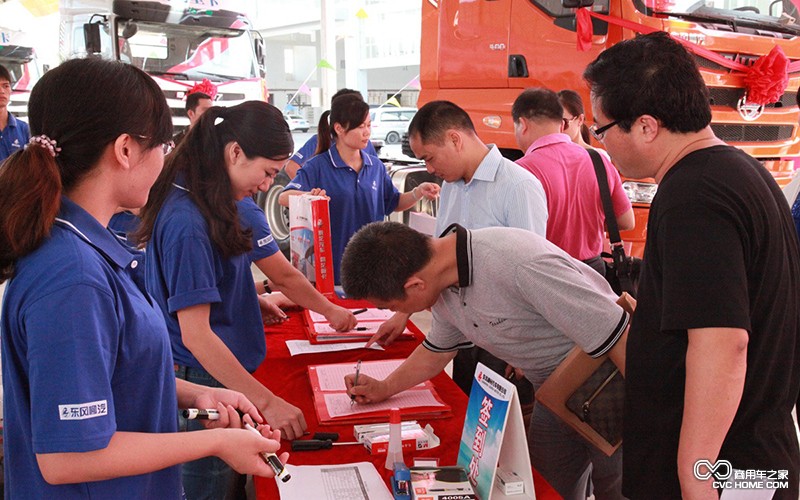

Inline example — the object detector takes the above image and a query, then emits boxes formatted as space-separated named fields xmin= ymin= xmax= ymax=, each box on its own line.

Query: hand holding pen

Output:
xmin=350 ymin=359 xmax=362 ymax=406
xmin=244 ymin=423 xmax=292 ymax=482
xmin=185 ymin=386 xmax=263 ymax=430
xmin=345 ymin=370 xmax=390 ymax=405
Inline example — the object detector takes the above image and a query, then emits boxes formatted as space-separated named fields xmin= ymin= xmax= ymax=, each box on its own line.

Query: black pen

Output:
xmin=183 ymin=408 xmax=220 ymax=420
xmin=244 ymin=424 xmax=291 ymax=483
xmin=350 ymin=359 xmax=362 ymax=405
xmin=354 ymin=326 xmax=369 ymax=331
xmin=352 ymin=308 xmax=368 ymax=315
xmin=182 ymin=408 xmax=245 ymax=420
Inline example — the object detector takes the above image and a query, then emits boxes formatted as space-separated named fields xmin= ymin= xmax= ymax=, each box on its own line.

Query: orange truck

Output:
xmin=417 ymin=0 xmax=800 ymax=256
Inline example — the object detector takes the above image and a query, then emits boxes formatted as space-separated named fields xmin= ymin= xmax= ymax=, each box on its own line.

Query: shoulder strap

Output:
xmin=588 ymin=148 xmax=622 ymax=247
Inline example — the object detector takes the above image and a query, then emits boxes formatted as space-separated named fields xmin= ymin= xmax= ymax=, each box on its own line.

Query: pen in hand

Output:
xmin=352 ymin=308 xmax=368 ymax=315
xmin=350 ymin=359 xmax=362 ymax=406
xmin=244 ymin=423 xmax=291 ymax=483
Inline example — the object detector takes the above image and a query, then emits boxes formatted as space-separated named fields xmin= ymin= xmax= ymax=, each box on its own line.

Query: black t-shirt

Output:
xmin=623 ymin=146 xmax=800 ymax=499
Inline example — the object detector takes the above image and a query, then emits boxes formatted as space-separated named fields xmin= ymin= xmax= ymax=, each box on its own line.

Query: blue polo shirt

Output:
xmin=238 ymin=196 xmax=281 ymax=261
xmin=290 ymin=134 xmax=378 ymax=167
xmin=145 ymin=182 xmax=266 ymax=372
xmin=1 ymin=197 xmax=180 ymax=499
xmin=108 ymin=210 xmax=142 ymax=248
xmin=0 ymin=112 xmax=30 ymax=163
xmin=284 ymin=146 xmax=400 ymax=283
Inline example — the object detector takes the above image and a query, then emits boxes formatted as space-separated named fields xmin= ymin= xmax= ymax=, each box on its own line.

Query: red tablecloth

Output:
xmin=252 ymin=301 xmax=560 ymax=500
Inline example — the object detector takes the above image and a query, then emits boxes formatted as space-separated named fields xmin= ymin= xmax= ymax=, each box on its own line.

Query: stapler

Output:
xmin=391 ymin=462 xmax=411 ymax=500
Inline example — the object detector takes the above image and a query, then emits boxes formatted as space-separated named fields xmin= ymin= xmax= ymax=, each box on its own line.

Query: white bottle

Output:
xmin=385 ymin=407 xmax=404 ymax=470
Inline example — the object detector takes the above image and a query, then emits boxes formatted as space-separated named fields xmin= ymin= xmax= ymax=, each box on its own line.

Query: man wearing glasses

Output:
xmin=584 ymin=31 xmax=800 ymax=500
xmin=513 ymin=87 xmax=633 ymax=275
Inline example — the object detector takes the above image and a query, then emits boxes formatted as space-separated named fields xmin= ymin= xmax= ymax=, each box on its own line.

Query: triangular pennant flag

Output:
xmin=356 ymin=8 xmax=368 ymax=19
xmin=317 ymin=59 xmax=335 ymax=70
xmin=408 ymin=76 xmax=421 ymax=90
xmin=385 ymin=96 xmax=401 ymax=108
xmin=299 ymin=83 xmax=312 ymax=96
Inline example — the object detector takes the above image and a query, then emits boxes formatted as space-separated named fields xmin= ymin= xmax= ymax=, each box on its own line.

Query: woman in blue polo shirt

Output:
xmin=278 ymin=93 xmax=440 ymax=284
xmin=137 ymin=100 xmax=307 ymax=499
xmin=0 ymin=59 xmax=286 ymax=499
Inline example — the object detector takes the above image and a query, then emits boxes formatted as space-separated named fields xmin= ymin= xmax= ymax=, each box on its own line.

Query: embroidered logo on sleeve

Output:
xmin=257 ymin=235 xmax=275 ymax=247
xmin=59 ymin=400 xmax=109 ymax=420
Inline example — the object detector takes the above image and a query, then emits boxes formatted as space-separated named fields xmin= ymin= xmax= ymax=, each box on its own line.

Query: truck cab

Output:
xmin=0 ymin=28 xmax=42 ymax=121
xmin=60 ymin=0 xmax=268 ymax=132
xmin=419 ymin=0 xmax=800 ymax=256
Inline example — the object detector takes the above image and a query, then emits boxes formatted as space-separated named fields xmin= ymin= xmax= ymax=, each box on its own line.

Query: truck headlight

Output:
xmin=622 ymin=181 xmax=657 ymax=204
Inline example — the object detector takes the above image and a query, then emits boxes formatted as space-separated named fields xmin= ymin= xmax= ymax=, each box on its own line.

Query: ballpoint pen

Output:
xmin=352 ymin=308 xmax=368 ymax=315
xmin=351 ymin=359 xmax=362 ymax=405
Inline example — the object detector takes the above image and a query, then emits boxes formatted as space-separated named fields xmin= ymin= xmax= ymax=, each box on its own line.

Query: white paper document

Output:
xmin=285 ymin=340 xmax=384 ymax=356
xmin=324 ymin=390 xmax=445 ymax=418
xmin=314 ymin=359 xmax=406 ymax=391
xmin=309 ymin=308 xmax=394 ymax=323
xmin=276 ymin=462 xmax=393 ymax=500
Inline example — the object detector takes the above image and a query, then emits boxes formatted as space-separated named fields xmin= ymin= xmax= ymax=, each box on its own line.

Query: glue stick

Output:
xmin=385 ymin=407 xmax=404 ymax=470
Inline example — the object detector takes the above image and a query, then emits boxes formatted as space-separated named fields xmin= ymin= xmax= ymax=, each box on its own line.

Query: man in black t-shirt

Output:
xmin=584 ymin=32 xmax=800 ymax=499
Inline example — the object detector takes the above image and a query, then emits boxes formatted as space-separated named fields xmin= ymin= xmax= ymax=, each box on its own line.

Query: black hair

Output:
xmin=558 ymin=89 xmax=591 ymax=143
xmin=0 ymin=58 xmax=172 ymax=282
xmin=0 ymin=64 xmax=11 ymax=83
xmin=331 ymin=88 xmax=363 ymax=101
xmin=583 ymin=31 xmax=711 ymax=133
xmin=341 ymin=221 xmax=433 ymax=301
xmin=186 ymin=92 xmax=212 ymax=113
xmin=315 ymin=93 xmax=370 ymax=155
xmin=511 ymin=87 xmax=563 ymax=124
xmin=137 ymin=101 xmax=293 ymax=258
xmin=407 ymin=100 xmax=475 ymax=146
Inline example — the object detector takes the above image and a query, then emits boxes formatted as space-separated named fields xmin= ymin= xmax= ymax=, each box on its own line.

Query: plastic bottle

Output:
xmin=385 ymin=407 xmax=404 ymax=470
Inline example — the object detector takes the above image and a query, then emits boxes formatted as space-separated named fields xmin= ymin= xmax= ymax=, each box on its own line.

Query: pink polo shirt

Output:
xmin=516 ymin=133 xmax=631 ymax=260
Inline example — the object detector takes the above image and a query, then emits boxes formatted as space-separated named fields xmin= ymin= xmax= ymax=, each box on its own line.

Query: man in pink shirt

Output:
xmin=513 ymin=87 xmax=634 ymax=274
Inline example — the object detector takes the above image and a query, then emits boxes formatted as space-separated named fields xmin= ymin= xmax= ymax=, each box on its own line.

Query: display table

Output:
xmin=252 ymin=301 xmax=560 ymax=499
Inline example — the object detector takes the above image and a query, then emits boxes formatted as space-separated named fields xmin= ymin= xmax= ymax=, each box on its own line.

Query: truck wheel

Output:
xmin=386 ymin=131 xmax=401 ymax=144
xmin=255 ymin=169 xmax=292 ymax=258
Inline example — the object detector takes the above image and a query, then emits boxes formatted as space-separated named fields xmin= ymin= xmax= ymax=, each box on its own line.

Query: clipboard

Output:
xmin=303 ymin=308 xmax=416 ymax=344
xmin=307 ymin=359 xmax=452 ymax=425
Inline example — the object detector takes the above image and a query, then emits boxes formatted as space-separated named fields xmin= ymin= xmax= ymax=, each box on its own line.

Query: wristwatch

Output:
xmin=262 ymin=279 xmax=272 ymax=294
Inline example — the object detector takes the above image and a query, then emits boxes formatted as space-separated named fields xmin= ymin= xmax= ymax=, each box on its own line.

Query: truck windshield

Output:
xmin=648 ymin=0 xmax=800 ymax=34
xmin=116 ymin=20 xmax=256 ymax=81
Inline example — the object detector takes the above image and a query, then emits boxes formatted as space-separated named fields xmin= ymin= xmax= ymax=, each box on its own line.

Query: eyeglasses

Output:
xmin=136 ymin=135 xmax=175 ymax=155
xmin=589 ymin=120 xmax=619 ymax=141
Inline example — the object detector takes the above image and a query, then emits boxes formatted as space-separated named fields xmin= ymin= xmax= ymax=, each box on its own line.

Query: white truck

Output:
xmin=0 ymin=28 xmax=42 ymax=121
xmin=59 ymin=0 xmax=267 ymax=132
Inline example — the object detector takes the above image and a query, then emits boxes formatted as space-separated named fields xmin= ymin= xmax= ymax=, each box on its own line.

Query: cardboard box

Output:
xmin=410 ymin=465 xmax=477 ymax=500
xmin=495 ymin=467 xmax=525 ymax=495
xmin=364 ymin=424 xmax=440 ymax=455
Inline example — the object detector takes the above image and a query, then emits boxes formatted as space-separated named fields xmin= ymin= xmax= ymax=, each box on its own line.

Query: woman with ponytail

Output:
xmin=136 ymin=100 xmax=306 ymax=499
xmin=278 ymin=93 xmax=440 ymax=284
xmin=0 ymin=59 xmax=287 ymax=499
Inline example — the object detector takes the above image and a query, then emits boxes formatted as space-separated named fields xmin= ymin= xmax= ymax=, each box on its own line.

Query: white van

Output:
xmin=369 ymin=107 xmax=416 ymax=144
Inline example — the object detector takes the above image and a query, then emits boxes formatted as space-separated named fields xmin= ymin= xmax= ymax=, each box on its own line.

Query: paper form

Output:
xmin=276 ymin=462 xmax=392 ymax=500
xmin=285 ymin=340 xmax=384 ymax=356
xmin=308 ymin=308 xmax=394 ymax=323
xmin=324 ymin=390 xmax=445 ymax=418
xmin=314 ymin=359 xmax=405 ymax=391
